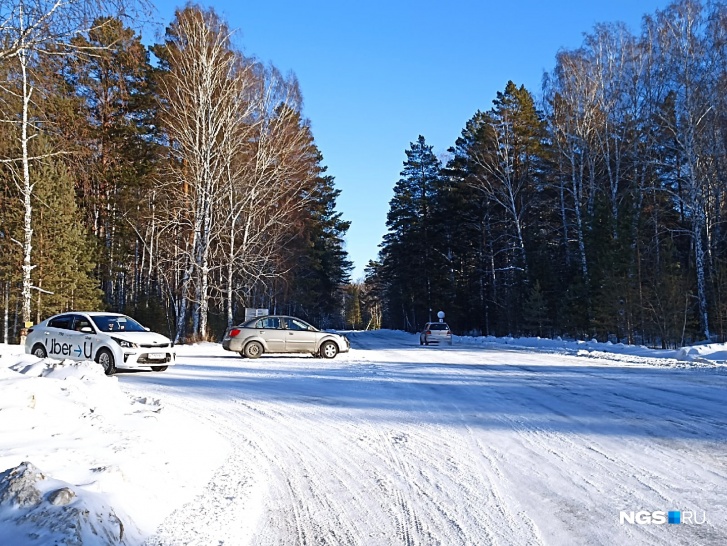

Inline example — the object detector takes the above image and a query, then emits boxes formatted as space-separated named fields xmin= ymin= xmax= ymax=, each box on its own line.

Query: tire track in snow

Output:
xmin=230 ymin=398 xmax=365 ymax=546
xmin=143 ymin=401 xmax=268 ymax=546
xmin=127 ymin=334 xmax=727 ymax=545
xmin=439 ymin=357 xmax=726 ymax=546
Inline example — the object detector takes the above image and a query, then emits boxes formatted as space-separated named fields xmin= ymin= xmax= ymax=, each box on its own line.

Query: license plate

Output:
xmin=148 ymin=353 xmax=166 ymax=360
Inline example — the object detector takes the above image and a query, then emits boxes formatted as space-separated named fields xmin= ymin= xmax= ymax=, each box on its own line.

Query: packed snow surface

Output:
xmin=1 ymin=330 xmax=726 ymax=545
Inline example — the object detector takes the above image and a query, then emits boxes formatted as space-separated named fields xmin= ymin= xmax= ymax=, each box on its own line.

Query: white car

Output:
xmin=25 ymin=312 xmax=175 ymax=375
xmin=419 ymin=322 xmax=453 ymax=346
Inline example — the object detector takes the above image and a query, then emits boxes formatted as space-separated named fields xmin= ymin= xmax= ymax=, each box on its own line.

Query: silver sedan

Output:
xmin=222 ymin=315 xmax=350 ymax=359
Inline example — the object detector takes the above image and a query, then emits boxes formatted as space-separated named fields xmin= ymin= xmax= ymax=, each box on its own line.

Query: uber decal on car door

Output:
xmin=69 ymin=314 xmax=95 ymax=359
xmin=47 ymin=319 xmax=80 ymax=358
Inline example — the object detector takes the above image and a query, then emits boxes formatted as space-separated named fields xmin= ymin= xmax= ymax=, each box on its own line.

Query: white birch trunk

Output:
xmin=3 ymin=283 xmax=9 ymax=343
xmin=20 ymin=42 xmax=34 ymax=327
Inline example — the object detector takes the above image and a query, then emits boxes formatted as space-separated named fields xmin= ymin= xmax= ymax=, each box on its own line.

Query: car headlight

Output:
xmin=111 ymin=337 xmax=138 ymax=349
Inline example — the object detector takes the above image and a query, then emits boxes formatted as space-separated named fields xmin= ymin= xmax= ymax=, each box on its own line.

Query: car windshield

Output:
xmin=428 ymin=323 xmax=449 ymax=330
xmin=91 ymin=315 xmax=147 ymax=333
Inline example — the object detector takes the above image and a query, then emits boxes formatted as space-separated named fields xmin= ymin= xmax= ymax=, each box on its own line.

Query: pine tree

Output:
xmin=522 ymin=280 xmax=550 ymax=337
xmin=344 ymin=284 xmax=362 ymax=329
xmin=31 ymin=149 xmax=102 ymax=318
xmin=64 ymin=16 xmax=157 ymax=312
xmin=289 ymin=153 xmax=352 ymax=327
xmin=445 ymin=82 xmax=549 ymax=334
xmin=362 ymin=260 xmax=385 ymax=330
xmin=381 ymin=135 xmax=448 ymax=330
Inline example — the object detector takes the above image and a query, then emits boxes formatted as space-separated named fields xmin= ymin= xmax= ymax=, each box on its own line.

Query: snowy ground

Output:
xmin=1 ymin=330 xmax=726 ymax=545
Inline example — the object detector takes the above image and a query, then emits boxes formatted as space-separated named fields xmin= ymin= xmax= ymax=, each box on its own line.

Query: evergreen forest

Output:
xmin=0 ymin=3 xmax=351 ymax=342
xmin=2 ymin=0 xmax=726 ymax=349
xmin=360 ymin=0 xmax=727 ymax=348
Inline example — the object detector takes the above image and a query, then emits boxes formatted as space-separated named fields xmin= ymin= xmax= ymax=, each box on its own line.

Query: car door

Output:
xmin=283 ymin=317 xmax=318 ymax=353
xmin=70 ymin=314 xmax=99 ymax=360
xmin=46 ymin=314 xmax=80 ymax=359
xmin=256 ymin=317 xmax=286 ymax=353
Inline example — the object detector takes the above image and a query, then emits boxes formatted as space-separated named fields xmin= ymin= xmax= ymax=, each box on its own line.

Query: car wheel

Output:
xmin=151 ymin=366 xmax=168 ymax=372
xmin=419 ymin=338 xmax=423 ymax=345
xmin=320 ymin=341 xmax=338 ymax=359
xmin=96 ymin=348 xmax=116 ymax=376
xmin=32 ymin=344 xmax=47 ymax=358
xmin=244 ymin=341 xmax=263 ymax=359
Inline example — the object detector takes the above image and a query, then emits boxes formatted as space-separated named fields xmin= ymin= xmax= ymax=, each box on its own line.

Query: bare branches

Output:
xmin=152 ymin=6 xmax=319 ymax=339
xmin=0 ymin=0 xmax=140 ymax=61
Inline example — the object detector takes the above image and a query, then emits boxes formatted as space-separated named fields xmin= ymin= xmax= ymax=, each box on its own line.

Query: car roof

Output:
xmin=57 ymin=311 xmax=126 ymax=317
xmin=47 ymin=311 xmax=127 ymax=320
xmin=246 ymin=315 xmax=301 ymax=320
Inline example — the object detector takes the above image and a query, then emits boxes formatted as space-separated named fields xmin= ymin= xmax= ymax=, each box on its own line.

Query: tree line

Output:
xmin=0 ymin=1 xmax=351 ymax=343
xmin=359 ymin=0 xmax=727 ymax=348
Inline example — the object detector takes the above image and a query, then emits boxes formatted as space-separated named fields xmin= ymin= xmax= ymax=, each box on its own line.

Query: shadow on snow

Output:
xmin=116 ymin=335 xmax=727 ymax=442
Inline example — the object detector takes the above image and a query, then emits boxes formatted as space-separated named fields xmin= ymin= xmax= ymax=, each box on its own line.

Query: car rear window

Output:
xmin=255 ymin=317 xmax=281 ymax=329
xmin=48 ymin=315 xmax=73 ymax=330
xmin=428 ymin=323 xmax=449 ymax=330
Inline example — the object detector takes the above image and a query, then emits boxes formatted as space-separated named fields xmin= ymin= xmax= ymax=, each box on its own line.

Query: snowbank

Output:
xmin=454 ymin=333 xmax=727 ymax=367
xmin=1 ymin=331 xmax=725 ymax=544
xmin=0 ymin=344 xmax=229 ymax=545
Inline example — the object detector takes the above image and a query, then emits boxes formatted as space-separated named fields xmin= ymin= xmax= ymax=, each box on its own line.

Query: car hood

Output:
xmin=107 ymin=331 xmax=172 ymax=346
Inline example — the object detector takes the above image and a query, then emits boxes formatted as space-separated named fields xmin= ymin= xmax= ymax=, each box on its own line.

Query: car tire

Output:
xmin=32 ymin=344 xmax=47 ymax=358
xmin=320 ymin=341 xmax=338 ymax=359
xmin=244 ymin=341 xmax=263 ymax=359
xmin=151 ymin=366 xmax=168 ymax=372
xmin=96 ymin=348 xmax=116 ymax=376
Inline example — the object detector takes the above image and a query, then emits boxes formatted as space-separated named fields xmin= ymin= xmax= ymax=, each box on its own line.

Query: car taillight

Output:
xmin=229 ymin=328 xmax=241 ymax=337
xmin=425 ymin=330 xmax=431 ymax=335
xmin=446 ymin=330 xmax=451 ymax=335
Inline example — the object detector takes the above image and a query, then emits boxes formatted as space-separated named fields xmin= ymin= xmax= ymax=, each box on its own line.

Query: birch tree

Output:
xmin=0 ymin=0 xmax=143 ymax=330
xmin=225 ymin=100 xmax=321 ymax=317
xmin=645 ymin=0 xmax=723 ymax=339
xmin=153 ymin=6 xmax=242 ymax=341
xmin=218 ymin=68 xmax=318 ymax=328
xmin=463 ymin=82 xmax=545 ymax=278
xmin=544 ymin=49 xmax=600 ymax=288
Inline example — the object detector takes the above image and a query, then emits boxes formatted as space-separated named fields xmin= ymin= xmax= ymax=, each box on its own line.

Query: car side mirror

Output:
xmin=81 ymin=326 xmax=93 ymax=333
xmin=145 ymin=327 xmax=150 ymax=332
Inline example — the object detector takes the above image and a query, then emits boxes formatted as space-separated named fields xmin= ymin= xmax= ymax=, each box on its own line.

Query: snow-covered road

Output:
xmin=117 ymin=330 xmax=727 ymax=546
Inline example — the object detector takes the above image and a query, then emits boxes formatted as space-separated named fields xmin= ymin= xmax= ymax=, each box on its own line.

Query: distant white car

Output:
xmin=419 ymin=322 xmax=453 ymax=346
xmin=25 ymin=312 xmax=175 ymax=375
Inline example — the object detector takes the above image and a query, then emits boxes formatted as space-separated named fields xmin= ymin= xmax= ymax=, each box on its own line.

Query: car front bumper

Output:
xmin=121 ymin=349 xmax=176 ymax=368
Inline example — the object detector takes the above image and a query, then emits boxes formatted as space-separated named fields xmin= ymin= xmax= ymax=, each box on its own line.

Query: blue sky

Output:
xmin=149 ymin=0 xmax=673 ymax=280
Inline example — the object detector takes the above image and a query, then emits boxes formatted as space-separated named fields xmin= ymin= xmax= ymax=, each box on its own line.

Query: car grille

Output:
xmin=140 ymin=343 xmax=171 ymax=349
xmin=137 ymin=353 xmax=172 ymax=364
